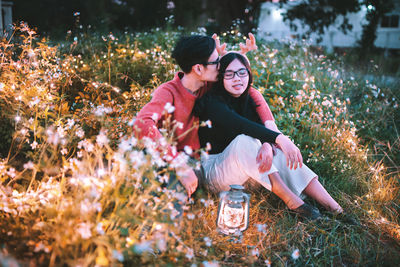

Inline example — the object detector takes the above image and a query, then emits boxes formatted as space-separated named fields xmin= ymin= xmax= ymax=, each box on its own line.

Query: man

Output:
xmin=133 ymin=34 xmax=302 ymax=198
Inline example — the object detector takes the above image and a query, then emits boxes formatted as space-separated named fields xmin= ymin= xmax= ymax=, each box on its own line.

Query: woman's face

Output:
xmin=223 ymin=59 xmax=249 ymax=98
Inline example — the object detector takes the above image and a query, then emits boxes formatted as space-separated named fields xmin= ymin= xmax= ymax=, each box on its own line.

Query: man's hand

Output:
xmin=239 ymin=33 xmax=258 ymax=55
xmin=212 ymin=33 xmax=227 ymax=56
xmin=275 ymin=134 xmax=303 ymax=170
xmin=256 ymin=142 xmax=273 ymax=173
xmin=177 ymin=166 xmax=198 ymax=198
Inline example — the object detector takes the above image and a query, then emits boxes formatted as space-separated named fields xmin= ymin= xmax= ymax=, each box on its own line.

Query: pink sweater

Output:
xmin=133 ymin=72 xmax=274 ymax=155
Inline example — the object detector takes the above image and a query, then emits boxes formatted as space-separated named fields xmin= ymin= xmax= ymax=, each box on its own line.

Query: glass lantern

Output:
xmin=216 ymin=184 xmax=250 ymax=236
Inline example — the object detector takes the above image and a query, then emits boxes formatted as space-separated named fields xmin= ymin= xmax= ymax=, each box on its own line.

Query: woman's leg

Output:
xmin=302 ymin=178 xmax=343 ymax=213
xmin=201 ymin=135 xmax=306 ymax=210
xmin=269 ymin=172 xmax=304 ymax=210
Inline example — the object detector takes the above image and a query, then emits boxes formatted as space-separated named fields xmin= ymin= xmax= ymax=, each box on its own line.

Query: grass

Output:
xmin=0 ymin=21 xmax=399 ymax=266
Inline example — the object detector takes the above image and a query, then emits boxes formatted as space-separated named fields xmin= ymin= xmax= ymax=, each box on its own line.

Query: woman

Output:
xmin=193 ymin=52 xmax=343 ymax=219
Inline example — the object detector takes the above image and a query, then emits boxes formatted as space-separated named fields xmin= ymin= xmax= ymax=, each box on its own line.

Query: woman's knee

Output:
xmin=232 ymin=134 xmax=260 ymax=151
xmin=230 ymin=134 xmax=261 ymax=164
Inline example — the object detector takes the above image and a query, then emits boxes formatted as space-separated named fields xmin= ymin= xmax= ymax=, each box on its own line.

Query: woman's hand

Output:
xmin=239 ymin=33 xmax=258 ymax=54
xmin=275 ymin=134 xmax=303 ymax=170
xmin=256 ymin=142 xmax=273 ymax=173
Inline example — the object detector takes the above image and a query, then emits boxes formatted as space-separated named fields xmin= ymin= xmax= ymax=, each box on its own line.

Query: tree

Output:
xmin=280 ymin=0 xmax=395 ymax=51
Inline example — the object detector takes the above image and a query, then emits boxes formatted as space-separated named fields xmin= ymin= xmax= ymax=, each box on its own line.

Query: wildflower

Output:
xmin=15 ymin=115 xmax=21 ymax=123
xmin=96 ymin=222 xmax=105 ymax=235
xmin=187 ymin=213 xmax=195 ymax=220
xmin=133 ymin=241 xmax=153 ymax=254
xmin=164 ymin=102 xmax=175 ymax=113
xmin=250 ymin=248 xmax=259 ymax=257
xmin=67 ymin=118 xmax=75 ymax=128
xmin=204 ymin=237 xmax=212 ymax=247
xmin=0 ymin=83 xmax=4 ymax=90
xmin=7 ymin=168 xmax=16 ymax=178
xmin=185 ymin=248 xmax=194 ymax=260
xmin=176 ymin=121 xmax=184 ymax=129
xmin=265 ymin=259 xmax=271 ymax=267
xmin=128 ymin=118 xmax=136 ymax=126
xmin=20 ymin=128 xmax=28 ymax=136
xmin=78 ymin=140 xmax=94 ymax=152
xmin=151 ymin=113 xmax=159 ymax=121
xmin=46 ymin=128 xmax=60 ymax=145
xmin=61 ymin=148 xmax=68 ymax=155
xmin=23 ymin=161 xmax=35 ymax=170
xmin=255 ymin=223 xmax=267 ymax=233
xmin=77 ymin=222 xmax=92 ymax=239
xmin=96 ymin=131 xmax=109 ymax=147
xmin=76 ymin=128 xmax=85 ymax=138
xmin=202 ymin=261 xmax=219 ymax=267
xmin=291 ymin=248 xmax=300 ymax=260
xmin=112 ymin=250 xmax=124 ymax=262
xmin=184 ymin=145 xmax=193 ymax=155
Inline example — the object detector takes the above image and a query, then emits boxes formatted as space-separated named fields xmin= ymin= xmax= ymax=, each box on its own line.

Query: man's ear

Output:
xmin=192 ymin=64 xmax=203 ymax=76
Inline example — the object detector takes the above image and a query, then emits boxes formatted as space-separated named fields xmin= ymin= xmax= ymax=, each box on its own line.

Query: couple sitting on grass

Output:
xmin=133 ymin=34 xmax=343 ymax=220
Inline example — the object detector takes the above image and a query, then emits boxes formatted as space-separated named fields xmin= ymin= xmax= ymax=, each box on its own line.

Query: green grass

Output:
xmin=0 ymin=22 xmax=399 ymax=266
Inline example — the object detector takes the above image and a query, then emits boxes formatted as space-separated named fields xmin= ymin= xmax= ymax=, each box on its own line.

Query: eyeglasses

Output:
xmin=202 ymin=57 xmax=220 ymax=67
xmin=223 ymin=68 xmax=249 ymax=79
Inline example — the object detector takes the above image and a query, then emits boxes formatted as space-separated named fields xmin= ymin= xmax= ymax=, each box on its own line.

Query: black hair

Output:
xmin=215 ymin=52 xmax=253 ymax=97
xmin=171 ymin=35 xmax=216 ymax=73
xmin=209 ymin=52 xmax=261 ymax=124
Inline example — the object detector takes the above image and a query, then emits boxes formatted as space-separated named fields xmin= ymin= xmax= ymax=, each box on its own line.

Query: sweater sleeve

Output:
xmin=249 ymin=88 xmax=275 ymax=122
xmin=133 ymin=87 xmax=178 ymax=159
xmin=133 ymin=86 xmax=173 ymax=140
xmin=201 ymin=96 xmax=281 ymax=143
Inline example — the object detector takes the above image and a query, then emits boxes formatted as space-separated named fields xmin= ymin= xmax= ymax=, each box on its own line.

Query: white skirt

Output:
xmin=198 ymin=134 xmax=317 ymax=198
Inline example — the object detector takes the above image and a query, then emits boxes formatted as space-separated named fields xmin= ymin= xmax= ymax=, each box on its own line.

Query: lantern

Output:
xmin=216 ymin=184 xmax=250 ymax=236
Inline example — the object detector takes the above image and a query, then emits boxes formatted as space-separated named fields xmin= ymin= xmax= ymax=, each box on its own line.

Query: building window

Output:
xmin=381 ymin=15 xmax=399 ymax=28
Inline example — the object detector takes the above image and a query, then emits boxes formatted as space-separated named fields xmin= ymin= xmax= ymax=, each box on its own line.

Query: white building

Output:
xmin=257 ymin=1 xmax=400 ymax=52
xmin=0 ymin=0 xmax=13 ymax=35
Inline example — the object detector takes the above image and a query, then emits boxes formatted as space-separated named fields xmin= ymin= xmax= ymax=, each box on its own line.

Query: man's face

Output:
xmin=201 ymin=48 xmax=219 ymax=82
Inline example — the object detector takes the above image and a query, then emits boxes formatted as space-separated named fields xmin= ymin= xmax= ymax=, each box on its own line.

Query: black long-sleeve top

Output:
xmin=193 ymin=91 xmax=281 ymax=154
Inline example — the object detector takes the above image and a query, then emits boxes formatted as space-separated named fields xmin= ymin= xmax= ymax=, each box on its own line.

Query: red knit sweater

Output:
xmin=133 ymin=72 xmax=274 ymax=155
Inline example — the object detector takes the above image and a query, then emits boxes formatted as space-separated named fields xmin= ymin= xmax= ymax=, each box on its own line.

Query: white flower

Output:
xmin=23 ymin=161 xmax=35 ymax=169
xmin=96 ymin=131 xmax=109 ymax=147
xmin=127 ymin=118 xmax=136 ymax=126
xmin=96 ymin=222 xmax=105 ymax=235
xmin=112 ymin=250 xmax=124 ymax=262
xmin=151 ymin=113 xmax=159 ymax=121
xmin=133 ymin=241 xmax=153 ymax=254
xmin=164 ymin=102 xmax=175 ymax=113
xmin=250 ymin=248 xmax=259 ymax=257
xmin=184 ymin=145 xmax=193 ymax=155
xmin=202 ymin=261 xmax=219 ymax=267
xmin=76 ymin=128 xmax=85 ymax=138
xmin=203 ymin=237 xmax=212 ymax=247
xmin=20 ymin=128 xmax=28 ymax=136
xmin=291 ymin=248 xmax=300 ymax=260
xmin=185 ymin=248 xmax=194 ymax=259
xmin=67 ymin=118 xmax=75 ymax=128
xmin=265 ymin=259 xmax=271 ymax=267
xmin=61 ymin=148 xmax=68 ymax=155
xmin=255 ymin=223 xmax=267 ymax=233
xmin=31 ymin=141 xmax=38 ymax=150
xmin=77 ymin=222 xmax=92 ymax=239
xmin=187 ymin=213 xmax=195 ymax=220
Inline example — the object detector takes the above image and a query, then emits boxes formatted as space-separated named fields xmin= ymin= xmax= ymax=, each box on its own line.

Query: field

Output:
xmin=0 ymin=22 xmax=399 ymax=266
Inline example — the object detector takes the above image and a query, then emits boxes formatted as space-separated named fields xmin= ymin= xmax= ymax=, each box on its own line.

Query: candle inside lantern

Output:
xmin=217 ymin=185 xmax=250 ymax=236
